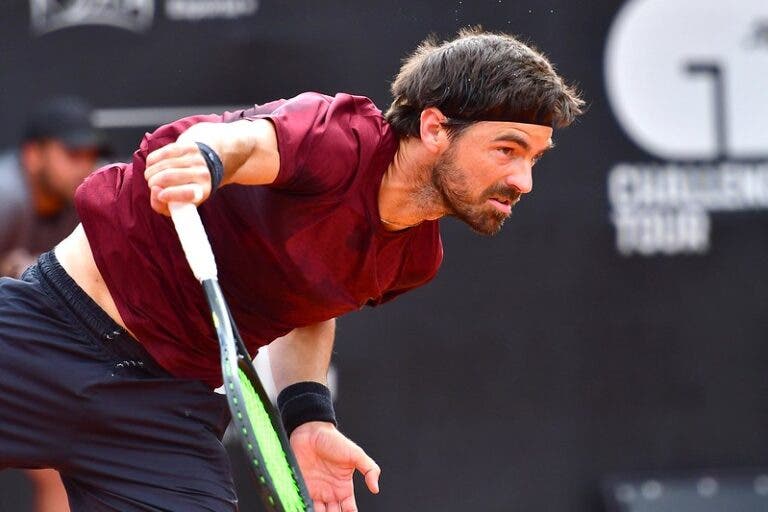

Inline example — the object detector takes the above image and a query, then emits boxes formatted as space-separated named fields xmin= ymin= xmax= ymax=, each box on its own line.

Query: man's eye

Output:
xmin=497 ymin=147 xmax=514 ymax=156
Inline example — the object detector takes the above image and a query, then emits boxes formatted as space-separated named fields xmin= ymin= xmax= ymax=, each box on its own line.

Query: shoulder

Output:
xmin=258 ymin=92 xmax=385 ymax=132
xmin=255 ymin=92 xmax=389 ymax=193
xmin=314 ymin=92 xmax=387 ymax=131
xmin=274 ymin=91 xmax=378 ymax=111
xmin=0 ymin=150 xmax=29 ymax=206
xmin=0 ymin=151 xmax=30 ymax=247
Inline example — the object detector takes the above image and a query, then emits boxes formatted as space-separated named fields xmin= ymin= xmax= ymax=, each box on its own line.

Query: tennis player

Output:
xmin=0 ymin=28 xmax=583 ymax=511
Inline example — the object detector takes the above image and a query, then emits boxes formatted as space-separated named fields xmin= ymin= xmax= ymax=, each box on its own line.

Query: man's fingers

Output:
xmin=353 ymin=446 xmax=381 ymax=494
xmin=146 ymin=141 xmax=196 ymax=167
xmin=314 ymin=502 xmax=327 ymax=512
xmin=364 ymin=465 xmax=381 ymax=494
xmin=146 ymin=167 xmax=209 ymax=190
xmin=144 ymin=142 xmax=212 ymax=216
xmin=340 ymin=496 xmax=358 ymax=512
xmin=157 ymin=183 xmax=205 ymax=205
xmin=326 ymin=502 xmax=341 ymax=512
xmin=150 ymin=186 xmax=169 ymax=216
xmin=144 ymin=154 xmax=203 ymax=182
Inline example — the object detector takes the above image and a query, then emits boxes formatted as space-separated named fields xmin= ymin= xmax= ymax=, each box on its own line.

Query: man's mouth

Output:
xmin=487 ymin=197 xmax=513 ymax=214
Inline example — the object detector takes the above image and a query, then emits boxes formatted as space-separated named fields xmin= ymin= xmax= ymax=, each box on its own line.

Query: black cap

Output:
xmin=23 ymin=96 xmax=110 ymax=155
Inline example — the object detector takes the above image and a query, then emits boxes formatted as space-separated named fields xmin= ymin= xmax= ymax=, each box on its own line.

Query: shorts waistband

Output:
xmin=34 ymin=250 xmax=171 ymax=378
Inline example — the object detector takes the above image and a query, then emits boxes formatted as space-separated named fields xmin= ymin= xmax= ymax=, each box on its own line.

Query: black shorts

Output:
xmin=0 ymin=251 xmax=237 ymax=511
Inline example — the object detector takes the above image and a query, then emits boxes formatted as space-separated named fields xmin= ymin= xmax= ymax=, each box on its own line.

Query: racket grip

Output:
xmin=169 ymin=201 xmax=218 ymax=281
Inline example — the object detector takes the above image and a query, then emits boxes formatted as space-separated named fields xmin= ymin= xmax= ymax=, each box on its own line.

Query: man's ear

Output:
xmin=419 ymin=107 xmax=449 ymax=154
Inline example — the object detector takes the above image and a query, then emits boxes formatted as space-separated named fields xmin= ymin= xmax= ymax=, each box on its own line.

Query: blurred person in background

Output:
xmin=0 ymin=96 xmax=107 ymax=512
xmin=0 ymin=96 xmax=107 ymax=278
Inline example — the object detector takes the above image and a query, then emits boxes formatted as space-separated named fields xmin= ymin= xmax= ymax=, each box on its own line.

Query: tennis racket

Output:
xmin=169 ymin=201 xmax=314 ymax=512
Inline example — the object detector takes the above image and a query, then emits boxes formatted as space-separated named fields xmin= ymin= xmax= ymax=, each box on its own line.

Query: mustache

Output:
xmin=484 ymin=185 xmax=522 ymax=204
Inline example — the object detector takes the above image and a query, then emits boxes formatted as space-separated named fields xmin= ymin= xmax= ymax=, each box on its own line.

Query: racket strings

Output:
xmin=222 ymin=298 xmax=310 ymax=511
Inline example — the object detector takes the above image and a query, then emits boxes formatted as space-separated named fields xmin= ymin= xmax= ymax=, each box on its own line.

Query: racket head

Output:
xmin=203 ymin=280 xmax=313 ymax=512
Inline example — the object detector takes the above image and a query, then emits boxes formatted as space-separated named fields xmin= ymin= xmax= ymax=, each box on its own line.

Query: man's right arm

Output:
xmin=143 ymin=119 xmax=280 ymax=215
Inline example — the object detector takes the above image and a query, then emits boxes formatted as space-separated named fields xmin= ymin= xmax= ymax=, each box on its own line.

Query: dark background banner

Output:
xmin=1 ymin=1 xmax=767 ymax=511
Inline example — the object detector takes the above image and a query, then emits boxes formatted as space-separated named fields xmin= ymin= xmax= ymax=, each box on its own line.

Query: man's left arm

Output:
xmin=269 ymin=319 xmax=381 ymax=510
xmin=270 ymin=319 xmax=335 ymax=392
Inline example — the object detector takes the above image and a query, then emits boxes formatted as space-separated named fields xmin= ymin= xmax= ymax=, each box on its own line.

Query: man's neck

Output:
xmin=378 ymin=138 xmax=446 ymax=231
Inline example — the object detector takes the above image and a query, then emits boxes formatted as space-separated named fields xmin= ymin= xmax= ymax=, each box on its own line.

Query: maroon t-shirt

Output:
xmin=76 ymin=92 xmax=443 ymax=387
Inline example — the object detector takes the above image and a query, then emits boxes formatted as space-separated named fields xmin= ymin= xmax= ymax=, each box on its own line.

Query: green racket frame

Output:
xmin=170 ymin=201 xmax=313 ymax=512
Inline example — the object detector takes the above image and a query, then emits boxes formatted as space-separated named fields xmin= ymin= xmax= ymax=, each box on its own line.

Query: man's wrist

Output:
xmin=290 ymin=420 xmax=337 ymax=439
xmin=277 ymin=381 xmax=336 ymax=437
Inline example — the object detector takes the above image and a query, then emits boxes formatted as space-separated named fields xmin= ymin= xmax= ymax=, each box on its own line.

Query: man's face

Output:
xmin=31 ymin=140 xmax=99 ymax=202
xmin=431 ymin=121 xmax=554 ymax=235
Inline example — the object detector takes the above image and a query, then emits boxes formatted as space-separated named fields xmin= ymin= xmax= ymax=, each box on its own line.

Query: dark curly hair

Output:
xmin=384 ymin=27 xmax=584 ymax=138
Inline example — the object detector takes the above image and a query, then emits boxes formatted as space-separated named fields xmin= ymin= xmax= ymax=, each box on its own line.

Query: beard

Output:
xmin=430 ymin=147 xmax=521 ymax=236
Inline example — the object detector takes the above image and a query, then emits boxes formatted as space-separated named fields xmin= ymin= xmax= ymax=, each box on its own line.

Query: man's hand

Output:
xmin=144 ymin=119 xmax=280 ymax=216
xmin=144 ymin=141 xmax=212 ymax=216
xmin=291 ymin=421 xmax=381 ymax=512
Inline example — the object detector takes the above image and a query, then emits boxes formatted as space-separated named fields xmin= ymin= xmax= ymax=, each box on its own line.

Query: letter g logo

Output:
xmin=605 ymin=0 xmax=768 ymax=161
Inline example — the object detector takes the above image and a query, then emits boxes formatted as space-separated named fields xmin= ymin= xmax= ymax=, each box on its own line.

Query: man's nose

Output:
xmin=505 ymin=163 xmax=533 ymax=194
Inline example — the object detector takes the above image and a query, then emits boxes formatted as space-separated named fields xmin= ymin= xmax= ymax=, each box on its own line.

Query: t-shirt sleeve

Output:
xmin=241 ymin=93 xmax=364 ymax=194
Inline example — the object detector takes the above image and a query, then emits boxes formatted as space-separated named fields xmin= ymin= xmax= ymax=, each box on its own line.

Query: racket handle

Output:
xmin=169 ymin=200 xmax=218 ymax=281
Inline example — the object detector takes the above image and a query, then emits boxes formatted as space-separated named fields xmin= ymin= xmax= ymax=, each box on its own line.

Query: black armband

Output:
xmin=276 ymin=381 xmax=337 ymax=437
xmin=195 ymin=142 xmax=224 ymax=194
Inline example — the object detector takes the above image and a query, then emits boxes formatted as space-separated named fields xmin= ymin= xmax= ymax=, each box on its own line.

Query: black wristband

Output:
xmin=195 ymin=142 xmax=224 ymax=194
xmin=277 ymin=381 xmax=337 ymax=437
